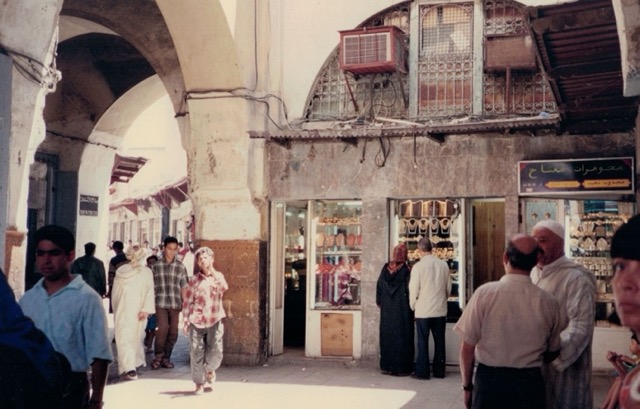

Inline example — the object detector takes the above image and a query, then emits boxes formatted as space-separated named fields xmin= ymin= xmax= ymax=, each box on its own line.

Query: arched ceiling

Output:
xmin=60 ymin=0 xmax=185 ymax=109
xmin=42 ymin=0 xmax=186 ymax=144
xmin=44 ymin=33 xmax=155 ymax=140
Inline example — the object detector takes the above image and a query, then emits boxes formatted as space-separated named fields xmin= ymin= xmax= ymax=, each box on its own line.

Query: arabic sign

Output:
xmin=79 ymin=194 xmax=99 ymax=216
xmin=518 ymin=157 xmax=634 ymax=195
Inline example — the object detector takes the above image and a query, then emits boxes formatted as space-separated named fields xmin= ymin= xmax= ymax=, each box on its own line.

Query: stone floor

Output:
xmin=105 ymin=324 xmax=614 ymax=409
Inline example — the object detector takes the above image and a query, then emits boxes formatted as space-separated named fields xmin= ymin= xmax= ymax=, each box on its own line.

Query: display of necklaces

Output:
xmin=397 ymin=198 xmax=461 ymax=262
xmin=439 ymin=217 xmax=451 ymax=236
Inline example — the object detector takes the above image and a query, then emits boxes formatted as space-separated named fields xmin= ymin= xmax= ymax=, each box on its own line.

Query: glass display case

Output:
xmin=565 ymin=199 xmax=634 ymax=327
xmin=391 ymin=198 xmax=465 ymax=321
xmin=310 ymin=200 xmax=362 ymax=310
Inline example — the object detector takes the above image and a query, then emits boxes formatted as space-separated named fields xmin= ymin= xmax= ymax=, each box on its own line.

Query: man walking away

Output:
xmin=409 ymin=237 xmax=451 ymax=379
xmin=455 ymin=234 xmax=566 ymax=409
xmin=71 ymin=242 xmax=107 ymax=297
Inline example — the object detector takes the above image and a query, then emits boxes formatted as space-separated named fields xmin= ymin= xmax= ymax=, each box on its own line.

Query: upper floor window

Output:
xmin=418 ymin=3 xmax=474 ymax=118
xmin=304 ymin=0 xmax=556 ymax=123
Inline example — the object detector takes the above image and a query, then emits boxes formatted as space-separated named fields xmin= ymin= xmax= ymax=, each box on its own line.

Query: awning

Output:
xmin=110 ymin=177 xmax=190 ymax=213
xmin=111 ymin=154 xmax=148 ymax=184
xmin=250 ymin=115 xmax=561 ymax=145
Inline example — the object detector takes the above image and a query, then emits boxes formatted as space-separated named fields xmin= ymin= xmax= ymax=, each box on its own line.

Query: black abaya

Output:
xmin=376 ymin=263 xmax=414 ymax=375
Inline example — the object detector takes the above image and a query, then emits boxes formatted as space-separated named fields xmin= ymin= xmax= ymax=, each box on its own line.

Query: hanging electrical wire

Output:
xmin=184 ymin=87 xmax=292 ymax=131
xmin=1 ymin=43 xmax=61 ymax=93
xmin=374 ymin=136 xmax=391 ymax=167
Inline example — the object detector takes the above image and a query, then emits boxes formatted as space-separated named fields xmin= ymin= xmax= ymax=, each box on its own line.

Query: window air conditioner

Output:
xmin=339 ymin=26 xmax=407 ymax=76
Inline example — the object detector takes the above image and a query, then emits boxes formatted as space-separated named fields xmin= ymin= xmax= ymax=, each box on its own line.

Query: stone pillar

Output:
xmin=157 ymin=0 xmax=268 ymax=365
xmin=360 ymin=197 xmax=388 ymax=362
xmin=505 ymin=194 xmax=520 ymax=238
xmin=0 ymin=53 xmax=11 ymax=278
xmin=186 ymin=97 xmax=267 ymax=365
xmin=0 ymin=0 xmax=62 ymax=294
xmin=198 ymin=239 xmax=267 ymax=365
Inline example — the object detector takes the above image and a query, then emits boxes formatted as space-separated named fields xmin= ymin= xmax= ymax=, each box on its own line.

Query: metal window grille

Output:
xmin=305 ymin=4 xmax=410 ymax=120
xmin=484 ymin=73 xmax=557 ymax=115
xmin=484 ymin=0 xmax=528 ymax=36
xmin=306 ymin=55 xmax=409 ymax=120
xmin=418 ymin=4 xmax=474 ymax=118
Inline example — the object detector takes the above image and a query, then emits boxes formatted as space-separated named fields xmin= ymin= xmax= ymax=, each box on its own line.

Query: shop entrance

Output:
xmin=471 ymin=199 xmax=505 ymax=290
xmin=269 ymin=201 xmax=307 ymax=356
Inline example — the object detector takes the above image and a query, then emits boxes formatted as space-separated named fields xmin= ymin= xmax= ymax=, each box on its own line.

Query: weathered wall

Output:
xmin=198 ymin=239 xmax=268 ymax=366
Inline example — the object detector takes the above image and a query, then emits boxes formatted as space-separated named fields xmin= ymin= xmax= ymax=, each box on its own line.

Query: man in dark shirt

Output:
xmin=70 ymin=242 xmax=106 ymax=297
xmin=107 ymin=241 xmax=128 ymax=313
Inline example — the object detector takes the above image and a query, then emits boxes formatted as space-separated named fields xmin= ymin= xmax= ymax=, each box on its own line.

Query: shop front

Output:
xmin=269 ymin=196 xmax=507 ymax=361
xmin=519 ymin=157 xmax=636 ymax=368
xmin=264 ymin=130 xmax=635 ymax=368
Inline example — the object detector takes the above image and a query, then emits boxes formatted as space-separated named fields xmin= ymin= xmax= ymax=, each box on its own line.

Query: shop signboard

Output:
xmin=518 ymin=157 xmax=634 ymax=195
xmin=79 ymin=194 xmax=99 ymax=216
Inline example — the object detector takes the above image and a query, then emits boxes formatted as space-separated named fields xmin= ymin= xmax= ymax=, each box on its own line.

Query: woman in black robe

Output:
xmin=376 ymin=243 xmax=414 ymax=376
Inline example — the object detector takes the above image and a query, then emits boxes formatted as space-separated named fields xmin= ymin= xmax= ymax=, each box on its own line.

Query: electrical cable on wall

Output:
xmin=0 ymin=42 xmax=61 ymax=93
xmin=185 ymin=88 xmax=292 ymax=131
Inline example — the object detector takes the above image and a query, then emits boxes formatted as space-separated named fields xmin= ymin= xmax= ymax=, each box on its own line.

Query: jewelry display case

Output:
xmin=392 ymin=198 xmax=465 ymax=321
xmin=565 ymin=200 xmax=634 ymax=327
xmin=310 ymin=200 xmax=362 ymax=310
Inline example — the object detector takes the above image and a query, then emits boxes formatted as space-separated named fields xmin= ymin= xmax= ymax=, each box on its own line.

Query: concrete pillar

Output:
xmin=0 ymin=0 xmax=62 ymax=295
xmin=0 ymin=54 xmax=11 ymax=277
xmin=360 ymin=197 xmax=388 ymax=361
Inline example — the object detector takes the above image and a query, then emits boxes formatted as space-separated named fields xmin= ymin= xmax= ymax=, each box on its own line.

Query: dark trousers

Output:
xmin=154 ymin=307 xmax=181 ymax=361
xmin=63 ymin=371 xmax=89 ymax=409
xmin=473 ymin=363 xmax=544 ymax=409
xmin=415 ymin=316 xmax=446 ymax=378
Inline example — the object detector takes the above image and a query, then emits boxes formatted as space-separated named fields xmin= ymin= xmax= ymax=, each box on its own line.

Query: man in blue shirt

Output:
xmin=20 ymin=225 xmax=112 ymax=409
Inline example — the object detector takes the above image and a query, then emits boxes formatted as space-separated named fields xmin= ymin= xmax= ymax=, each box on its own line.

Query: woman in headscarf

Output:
xmin=112 ymin=243 xmax=155 ymax=380
xmin=376 ymin=243 xmax=414 ymax=376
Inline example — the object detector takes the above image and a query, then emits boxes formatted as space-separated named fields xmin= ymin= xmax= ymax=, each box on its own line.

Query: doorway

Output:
xmin=471 ymin=199 xmax=505 ymax=290
xmin=269 ymin=201 xmax=308 ymax=356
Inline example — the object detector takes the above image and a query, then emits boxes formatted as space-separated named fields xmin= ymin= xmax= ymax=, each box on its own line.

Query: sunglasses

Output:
xmin=35 ymin=249 xmax=66 ymax=257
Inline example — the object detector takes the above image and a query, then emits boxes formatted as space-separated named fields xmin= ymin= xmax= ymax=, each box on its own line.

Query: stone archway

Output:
xmin=2 ymin=0 xmax=268 ymax=364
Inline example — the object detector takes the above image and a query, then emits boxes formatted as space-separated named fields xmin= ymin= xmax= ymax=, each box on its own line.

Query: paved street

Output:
xmin=104 ymin=315 xmax=613 ymax=409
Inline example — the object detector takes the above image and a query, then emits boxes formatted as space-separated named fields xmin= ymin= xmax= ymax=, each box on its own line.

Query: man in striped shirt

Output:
xmin=531 ymin=220 xmax=596 ymax=409
xmin=182 ymin=246 xmax=228 ymax=394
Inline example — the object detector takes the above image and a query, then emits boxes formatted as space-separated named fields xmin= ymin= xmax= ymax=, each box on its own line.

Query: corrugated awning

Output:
xmin=529 ymin=0 xmax=640 ymax=133
xmin=250 ymin=115 xmax=561 ymax=145
xmin=111 ymin=154 xmax=148 ymax=184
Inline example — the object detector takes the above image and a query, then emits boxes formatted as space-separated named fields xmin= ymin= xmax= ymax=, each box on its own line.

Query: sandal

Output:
xmin=150 ymin=359 xmax=161 ymax=370
xmin=161 ymin=360 xmax=175 ymax=369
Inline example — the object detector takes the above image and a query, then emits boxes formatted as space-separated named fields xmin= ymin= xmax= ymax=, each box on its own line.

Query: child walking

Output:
xmin=182 ymin=246 xmax=228 ymax=394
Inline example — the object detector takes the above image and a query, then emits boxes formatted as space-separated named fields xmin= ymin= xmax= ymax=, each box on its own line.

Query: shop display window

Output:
xmin=310 ymin=200 xmax=362 ymax=310
xmin=392 ymin=199 xmax=465 ymax=321
xmin=566 ymin=199 xmax=634 ymax=327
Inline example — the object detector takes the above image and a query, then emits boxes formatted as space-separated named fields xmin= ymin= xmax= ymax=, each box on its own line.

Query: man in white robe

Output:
xmin=112 ymin=244 xmax=155 ymax=380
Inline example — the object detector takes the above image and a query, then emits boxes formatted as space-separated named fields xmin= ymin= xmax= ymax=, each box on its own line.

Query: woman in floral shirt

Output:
xmin=182 ymin=246 xmax=228 ymax=394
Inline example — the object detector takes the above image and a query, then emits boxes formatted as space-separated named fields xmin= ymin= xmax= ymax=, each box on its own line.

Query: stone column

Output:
xmin=0 ymin=0 xmax=62 ymax=294
xmin=360 ymin=197 xmax=388 ymax=362
xmin=0 ymin=54 xmax=11 ymax=279
xmin=186 ymin=97 xmax=267 ymax=365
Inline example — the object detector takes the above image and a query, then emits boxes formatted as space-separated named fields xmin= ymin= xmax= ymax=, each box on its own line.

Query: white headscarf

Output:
xmin=125 ymin=244 xmax=146 ymax=268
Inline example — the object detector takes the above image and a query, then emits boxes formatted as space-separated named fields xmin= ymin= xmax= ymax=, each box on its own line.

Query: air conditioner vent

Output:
xmin=339 ymin=26 xmax=407 ymax=76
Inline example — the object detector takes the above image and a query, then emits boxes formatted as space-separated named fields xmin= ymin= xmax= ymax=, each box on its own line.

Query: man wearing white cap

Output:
xmin=531 ymin=220 xmax=596 ymax=409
